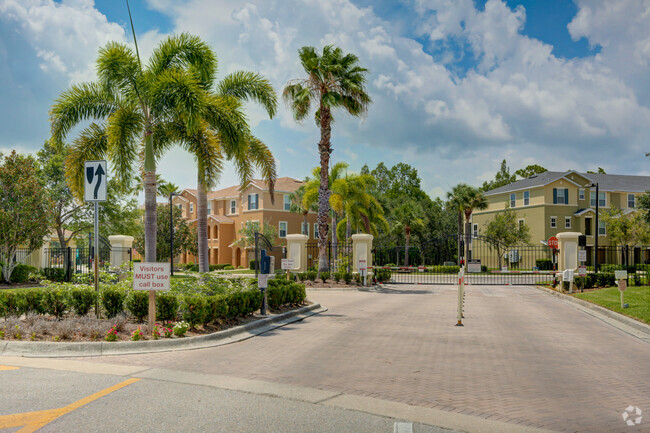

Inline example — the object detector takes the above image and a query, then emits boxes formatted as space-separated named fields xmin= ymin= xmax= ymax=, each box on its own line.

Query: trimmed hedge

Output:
xmin=536 ymin=259 xmax=553 ymax=271
xmin=0 ymin=279 xmax=307 ymax=325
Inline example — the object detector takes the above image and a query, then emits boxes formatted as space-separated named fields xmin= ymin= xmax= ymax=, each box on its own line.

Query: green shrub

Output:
xmin=596 ymin=272 xmax=615 ymax=287
xmin=23 ymin=289 xmax=46 ymax=315
xmin=181 ymin=294 xmax=208 ymax=328
xmin=320 ymin=271 xmax=330 ymax=283
xmin=156 ymin=292 xmax=179 ymax=322
xmin=306 ymin=270 xmax=317 ymax=282
xmin=343 ymin=272 xmax=352 ymax=284
xmin=43 ymin=267 xmax=66 ymax=282
xmin=101 ymin=286 xmax=127 ymax=319
xmin=209 ymin=264 xmax=229 ymax=271
xmin=42 ymin=287 xmax=68 ymax=319
xmin=0 ymin=290 xmax=27 ymax=318
xmin=249 ymin=260 xmax=257 ymax=270
xmin=224 ymin=265 xmax=234 ymax=270
xmin=126 ymin=290 xmax=149 ymax=322
xmin=226 ymin=290 xmax=248 ymax=318
xmin=425 ymin=265 xmax=460 ymax=274
xmin=333 ymin=272 xmax=341 ymax=283
xmin=68 ymin=286 xmax=98 ymax=316
xmin=10 ymin=264 xmax=33 ymax=283
xmin=354 ymin=273 xmax=361 ymax=284
xmin=206 ymin=295 xmax=228 ymax=323
xmin=375 ymin=268 xmax=391 ymax=283
xmin=535 ymin=259 xmax=553 ymax=271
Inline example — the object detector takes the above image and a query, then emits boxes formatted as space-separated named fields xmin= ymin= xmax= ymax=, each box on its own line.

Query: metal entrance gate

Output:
xmin=374 ymin=234 xmax=556 ymax=285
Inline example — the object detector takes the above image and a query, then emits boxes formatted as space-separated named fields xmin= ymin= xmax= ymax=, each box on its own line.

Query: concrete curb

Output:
xmin=534 ymin=285 xmax=650 ymax=337
xmin=0 ymin=303 xmax=326 ymax=358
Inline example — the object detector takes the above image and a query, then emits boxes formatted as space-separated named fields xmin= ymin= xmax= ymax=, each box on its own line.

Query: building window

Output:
xmin=314 ymin=223 xmax=318 ymax=239
xmin=190 ymin=203 xmax=194 ymax=213
xmin=176 ymin=204 xmax=182 ymax=210
xmin=579 ymin=189 xmax=585 ymax=200
xmin=550 ymin=216 xmax=557 ymax=228
xmin=585 ymin=217 xmax=592 ymax=236
xmin=301 ymin=222 xmax=310 ymax=236
xmin=207 ymin=201 xmax=211 ymax=215
xmin=518 ymin=219 xmax=525 ymax=229
xmin=284 ymin=194 xmax=291 ymax=211
xmin=590 ymin=191 xmax=606 ymax=207
xmin=279 ymin=221 xmax=287 ymax=238
xmin=510 ymin=193 xmax=516 ymax=208
xmin=248 ymin=194 xmax=259 ymax=210
xmin=553 ymin=188 xmax=568 ymax=204
xmin=473 ymin=223 xmax=478 ymax=238
xmin=523 ymin=191 xmax=530 ymax=206
xmin=230 ymin=200 xmax=237 ymax=214
xmin=565 ymin=216 xmax=571 ymax=229
xmin=599 ymin=220 xmax=606 ymax=236
xmin=628 ymin=194 xmax=635 ymax=208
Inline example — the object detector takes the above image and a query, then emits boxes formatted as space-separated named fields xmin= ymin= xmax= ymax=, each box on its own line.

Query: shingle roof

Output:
xmin=484 ymin=171 xmax=650 ymax=196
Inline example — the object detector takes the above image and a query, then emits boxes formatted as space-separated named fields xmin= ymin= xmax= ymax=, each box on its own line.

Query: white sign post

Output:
xmin=358 ymin=259 xmax=367 ymax=286
xmin=133 ymin=262 xmax=170 ymax=334
xmin=84 ymin=160 xmax=107 ymax=318
xmin=281 ymin=258 xmax=294 ymax=281
xmin=578 ymin=250 xmax=587 ymax=263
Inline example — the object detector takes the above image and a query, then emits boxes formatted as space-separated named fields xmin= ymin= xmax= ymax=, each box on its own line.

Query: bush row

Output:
xmin=557 ymin=272 xmax=649 ymax=290
xmin=0 ymin=263 xmax=38 ymax=283
xmin=176 ymin=263 xmax=236 ymax=272
xmin=0 ymin=281 xmax=306 ymax=326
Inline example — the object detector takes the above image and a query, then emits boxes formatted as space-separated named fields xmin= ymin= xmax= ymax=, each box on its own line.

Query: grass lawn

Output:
xmin=215 ymin=269 xmax=255 ymax=274
xmin=170 ymin=274 xmax=198 ymax=280
xmin=573 ymin=286 xmax=650 ymax=324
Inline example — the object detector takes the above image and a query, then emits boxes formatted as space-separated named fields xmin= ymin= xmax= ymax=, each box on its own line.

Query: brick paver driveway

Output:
xmin=75 ymin=284 xmax=650 ymax=433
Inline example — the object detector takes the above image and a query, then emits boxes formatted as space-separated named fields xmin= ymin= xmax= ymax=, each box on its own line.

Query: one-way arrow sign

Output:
xmin=84 ymin=160 xmax=107 ymax=202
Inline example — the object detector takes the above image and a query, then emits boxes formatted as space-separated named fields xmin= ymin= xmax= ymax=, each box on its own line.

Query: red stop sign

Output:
xmin=548 ymin=236 xmax=558 ymax=249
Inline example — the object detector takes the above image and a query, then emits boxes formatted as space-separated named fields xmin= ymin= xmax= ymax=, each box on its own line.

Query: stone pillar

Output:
xmin=285 ymin=234 xmax=308 ymax=272
xmin=557 ymin=232 xmax=580 ymax=272
xmin=108 ymin=235 xmax=134 ymax=268
xmin=352 ymin=234 xmax=373 ymax=274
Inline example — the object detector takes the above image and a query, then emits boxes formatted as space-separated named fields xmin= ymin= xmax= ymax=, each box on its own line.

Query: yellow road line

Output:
xmin=0 ymin=365 xmax=20 ymax=371
xmin=0 ymin=378 xmax=140 ymax=432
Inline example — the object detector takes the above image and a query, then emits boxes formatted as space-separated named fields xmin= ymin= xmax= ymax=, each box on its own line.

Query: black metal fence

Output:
xmin=41 ymin=246 xmax=131 ymax=282
xmin=306 ymin=241 xmax=353 ymax=273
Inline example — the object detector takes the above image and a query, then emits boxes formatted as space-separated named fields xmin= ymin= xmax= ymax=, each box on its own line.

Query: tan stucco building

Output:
xmin=173 ymin=177 xmax=318 ymax=268
xmin=472 ymin=171 xmax=650 ymax=266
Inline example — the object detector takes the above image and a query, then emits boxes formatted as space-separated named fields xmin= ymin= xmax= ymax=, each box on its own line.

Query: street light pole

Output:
xmin=169 ymin=192 xmax=178 ymax=276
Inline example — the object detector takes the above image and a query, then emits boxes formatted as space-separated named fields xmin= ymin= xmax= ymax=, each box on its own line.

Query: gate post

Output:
xmin=66 ymin=247 xmax=72 ymax=282
xmin=286 ymin=234 xmax=308 ymax=272
xmin=352 ymin=234 xmax=373 ymax=275
xmin=108 ymin=235 xmax=134 ymax=269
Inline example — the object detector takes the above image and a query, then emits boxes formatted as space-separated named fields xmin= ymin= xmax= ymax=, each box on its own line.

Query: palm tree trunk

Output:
xmin=317 ymin=106 xmax=332 ymax=274
xmin=405 ymin=229 xmax=410 ymax=267
xmin=197 ymin=175 xmax=209 ymax=273
xmin=143 ymin=119 xmax=157 ymax=263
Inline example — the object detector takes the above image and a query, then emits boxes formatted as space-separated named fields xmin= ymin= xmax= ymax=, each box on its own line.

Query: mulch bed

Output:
xmin=0 ymin=302 xmax=311 ymax=343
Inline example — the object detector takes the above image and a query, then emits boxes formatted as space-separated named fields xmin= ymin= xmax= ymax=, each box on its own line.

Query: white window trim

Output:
xmin=550 ymin=216 xmax=557 ymax=229
xmin=628 ymin=193 xmax=635 ymax=208
xmin=590 ymin=191 xmax=607 ymax=207
xmin=248 ymin=193 xmax=259 ymax=211
xmin=565 ymin=216 xmax=571 ymax=229
xmin=598 ymin=220 xmax=607 ymax=236
xmin=555 ymin=188 xmax=567 ymax=205
xmin=189 ymin=203 xmax=194 ymax=213
xmin=301 ymin=222 xmax=310 ymax=236
xmin=230 ymin=199 xmax=237 ymax=215
xmin=579 ymin=188 xmax=585 ymax=200
xmin=279 ymin=221 xmax=288 ymax=238
xmin=510 ymin=193 xmax=516 ymax=208
xmin=472 ymin=223 xmax=478 ymax=238
xmin=518 ymin=218 xmax=525 ymax=228
xmin=284 ymin=194 xmax=291 ymax=211
xmin=207 ymin=201 xmax=212 ymax=215
xmin=523 ymin=190 xmax=530 ymax=206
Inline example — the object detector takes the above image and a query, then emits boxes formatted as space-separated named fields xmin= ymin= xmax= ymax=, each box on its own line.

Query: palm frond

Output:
xmin=106 ymin=103 xmax=143 ymax=186
xmin=65 ymin=123 xmax=109 ymax=199
xmin=218 ymin=71 xmax=278 ymax=118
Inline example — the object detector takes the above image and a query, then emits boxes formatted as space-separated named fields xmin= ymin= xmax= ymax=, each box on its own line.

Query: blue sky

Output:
xmin=1 ymin=0 xmax=649 ymax=200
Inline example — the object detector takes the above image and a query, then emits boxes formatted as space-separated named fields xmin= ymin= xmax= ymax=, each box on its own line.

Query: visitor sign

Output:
xmin=84 ymin=160 xmax=107 ymax=202
xmin=281 ymin=258 xmax=295 ymax=270
xmin=133 ymin=263 xmax=171 ymax=291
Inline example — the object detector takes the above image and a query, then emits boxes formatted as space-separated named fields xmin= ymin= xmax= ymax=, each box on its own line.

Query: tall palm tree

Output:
xmin=190 ymin=70 xmax=278 ymax=273
xmin=447 ymin=183 xmax=471 ymax=264
xmin=289 ymin=185 xmax=316 ymax=234
xmin=283 ymin=45 xmax=371 ymax=273
xmin=461 ymin=187 xmax=488 ymax=262
xmin=392 ymin=200 xmax=426 ymax=267
xmin=50 ymin=33 xmax=220 ymax=263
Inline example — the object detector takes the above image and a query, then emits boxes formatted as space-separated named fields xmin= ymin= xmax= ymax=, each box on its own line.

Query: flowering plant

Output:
xmin=173 ymin=321 xmax=189 ymax=337
xmin=105 ymin=326 xmax=118 ymax=342
xmin=131 ymin=328 xmax=144 ymax=341
xmin=162 ymin=326 xmax=173 ymax=338
xmin=152 ymin=324 xmax=161 ymax=340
